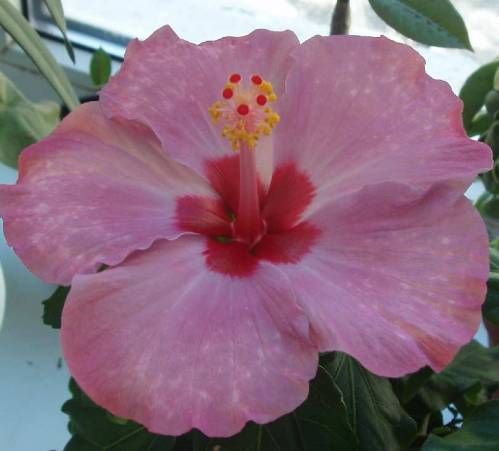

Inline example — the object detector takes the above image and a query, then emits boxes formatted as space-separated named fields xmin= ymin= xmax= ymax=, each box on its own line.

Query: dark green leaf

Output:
xmin=42 ymin=0 xmax=75 ymax=63
xmin=42 ymin=286 xmax=69 ymax=329
xmin=322 ymin=353 xmax=417 ymax=451
xmin=455 ymin=382 xmax=488 ymax=417
xmin=419 ymin=341 xmax=499 ymax=411
xmin=368 ymin=0 xmax=472 ymax=50
xmin=483 ymin=244 xmax=499 ymax=324
xmin=422 ymin=401 xmax=499 ymax=450
xmin=467 ymin=113 xmax=493 ymax=138
xmin=485 ymin=118 xmax=499 ymax=160
xmin=206 ymin=365 xmax=357 ymax=450
xmin=0 ymin=0 xmax=79 ymax=110
xmin=295 ymin=365 xmax=357 ymax=450
xmin=485 ymin=90 xmax=499 ymax=116
xmin=0 ymin=71 xmax=60 ymax=168
xmin=484 ymin=272 xmax=499 ymax=325
xmin=63 ymin=379 xmax=176 ymax=451
xmin=481 ymin=168 xmax=499 ymax=196
xmin=64 ymin=435 xmax=97 ymax=451
xmin=393 ymin=366 xmax=435 ymax=404
xmin=460 ymin=60 xmax=499 ymax=133
xmin=489 ymin=242 xmax=499 ymax=270
xmin=90 ymin=48 xmax=112 ymax=88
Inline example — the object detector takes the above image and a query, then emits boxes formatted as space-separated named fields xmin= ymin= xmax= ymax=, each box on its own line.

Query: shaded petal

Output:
xmin=279 ymin=183 xmax=489 ymax=377
xmin=0 ymin=102 xmax=215 ymax=285
xmin=62 ymin=236 xmax=317 ymax=437
xmin=100 ymin=29 xmax=299 ymax=179
xmin=275 ymin=36 xmax=492 ymax=216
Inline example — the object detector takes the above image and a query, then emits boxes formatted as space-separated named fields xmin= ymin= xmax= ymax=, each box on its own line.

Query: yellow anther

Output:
xmin=208 ymin=73 xmax=279 ymax=151
xmin=208 ymin=101 xmax=222 ymax=124
xmin=260 ymin=81 xmax=273 ymax=95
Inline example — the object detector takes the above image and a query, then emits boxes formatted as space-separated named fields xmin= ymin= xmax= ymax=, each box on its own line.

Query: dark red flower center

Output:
xmin=175 ymin=155 xmax=320 ymax=277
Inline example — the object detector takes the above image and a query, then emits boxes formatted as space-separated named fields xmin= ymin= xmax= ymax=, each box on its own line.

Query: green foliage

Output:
xmin=90 ymin=48 xmax=112 ymax=88
xmin=485 ymin=90 xmax=499 ymax=117
xmin=460 ymin=60 xmax=499 ymax=135
xmin=63 ymin=379 xmax=176 ymax=450
xmin=484 ymin=243 xmax=499 ymax=325
xmin=55 ymin=336 xmax=499 ymax=451
xmin=0 ymin=71 xmax=60 ymax=168
xmin=367 ymin=0 xmax=472 ymax=50
xmin=422 ymin=401 xmax=499 ymax=451
xmin=417 ymin=341 xmax=499 ymax=413
xmin=322 ymin=353 xmax=417 ymax=451
xmin=42 ymin=0 xmax=75 ymax=63
xmin=42 ymin=286 xmax=69 ymax=329
xmin=62 ymin=364 xmax=358 ymax=451
xmin=485 ymin=114 xmax=499 ymax=160
xmin=0 ymin=0 xmax=79 ymax=110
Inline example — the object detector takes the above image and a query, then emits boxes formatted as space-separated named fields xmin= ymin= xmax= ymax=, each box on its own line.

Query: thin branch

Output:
xmin=330 ymin=0 xmax=351 ymax=35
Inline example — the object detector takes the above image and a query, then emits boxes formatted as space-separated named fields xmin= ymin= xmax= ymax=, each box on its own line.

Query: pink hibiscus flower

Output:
xmin=0 ymin=27 xmax=492 ymax=437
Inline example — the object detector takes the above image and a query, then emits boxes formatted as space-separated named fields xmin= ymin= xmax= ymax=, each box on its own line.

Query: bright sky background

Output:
xmin=61 ymin=0 xmax=499 ymax=92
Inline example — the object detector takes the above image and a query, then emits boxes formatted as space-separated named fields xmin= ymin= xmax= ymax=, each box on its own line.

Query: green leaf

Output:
xmin=42 ymin=0 xmax=75 ymax=63
xmin=0 ymin=0 xmax=79 ymax=110
xmin=322 ymin=353 xmax=417 ymax=451
xmin=422 ymin=401 xmax=499 ymax=450
xmin=419 ymin=341 xmax=499 ymax=412
xmin=484 ymin=243 xmax=499 ymax=324
xmin=460 ymin=60 xmax=499 ymax=133
xmin=90 ymin=48 xmax=112 ymax=88
xmin=63 ymin=379 xmax=176 ymax=451
xmin=393 ymin=366 xmax=435 ymax=404
xmin=489 ymin=241 xmax=499 ymax=270
xmin=0 ymin=71 xmax=60 ymax=168
xmin=368 ymin=0 xmax=472 ymax=50
xmin=206 ymin=365 xmax=357 ymax=450
xmin=42 ymin=286 xmax=69 ymax=329
xmin=484 ymin=272 xmax=499 ymax=325
xmin=467 ymin=113 xmax=493 ymax=138
xmin=485 ymin=118 xmax=499 ymax=160
xmin=295 ymin=365 xmax=358 ymax=450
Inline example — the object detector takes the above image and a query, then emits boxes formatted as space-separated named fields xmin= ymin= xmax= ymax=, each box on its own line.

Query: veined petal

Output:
xmin=100 ymin=29 xmax=299 ymax=179
xmin=61 ymin=236 xmax=317 ymax=437
xmin=275 ymin=36 xmax=492 ymax=217
xmin=0 ymin=102 xmax=216 ymax=285
xmin=280 ymin=183 xmax=489 ymax=377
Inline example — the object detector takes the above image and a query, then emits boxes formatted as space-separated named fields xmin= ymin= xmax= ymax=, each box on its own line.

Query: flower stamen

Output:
xmin=209 ymin=73 xmax=280 ymax=151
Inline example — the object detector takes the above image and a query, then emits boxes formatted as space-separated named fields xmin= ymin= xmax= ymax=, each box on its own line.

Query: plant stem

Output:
xmin=330 ymin=0 xmax=351 ymax=35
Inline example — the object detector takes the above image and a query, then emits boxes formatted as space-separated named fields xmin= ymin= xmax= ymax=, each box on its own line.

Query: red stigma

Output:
xmin=223 ymin=88 xmax=233 ymax=99
xmin=256 ymin=94 xmax=267 ymax=106
xmin=229 ymin=73 xmax=242 ymax=83
xmin=251 ymin=75 xmax=262 ymax=85
xmin=237 ymin=104 xmax=250 ymax=116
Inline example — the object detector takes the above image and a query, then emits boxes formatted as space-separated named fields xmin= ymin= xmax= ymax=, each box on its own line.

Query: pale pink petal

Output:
xmin=62 ymin=236 xmax=317 ymax=437
xmin=275 ymin=36 xmax=492 ymax=217
xmin=0 ymin=102 xmax=215 ymax=285
xmin=100 ymin=29 xmax=299 ymax=179
xmin=280 ymin=183 xmax=489 ymax=377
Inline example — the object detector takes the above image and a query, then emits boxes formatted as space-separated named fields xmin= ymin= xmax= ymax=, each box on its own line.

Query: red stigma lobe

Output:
xmin=256 ymin=95 xmax=267 ymax=106
xmin=229 ymin=73 xmax=242 ymax=83
xmin=251 ymin=75 xmax=262 ymax=85
xmin=223 ymin=88 xmax=234 ymax=99
xmin=237 ymin=104 xmax=250 ymax=116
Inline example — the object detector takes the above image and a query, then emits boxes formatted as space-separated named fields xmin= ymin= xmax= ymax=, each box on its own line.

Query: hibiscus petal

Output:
xmin=275 ymin=36 xmax=492 ymax=216
xmin=100 ymin=29 xmax=299 ymax=179
xmin=0 ymin=102 xmax=216 ymax=285
xmin=279 ymin=183 xmax=489 ymax=377
xmin=61 ymin=236 xmax=317 ymax=437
